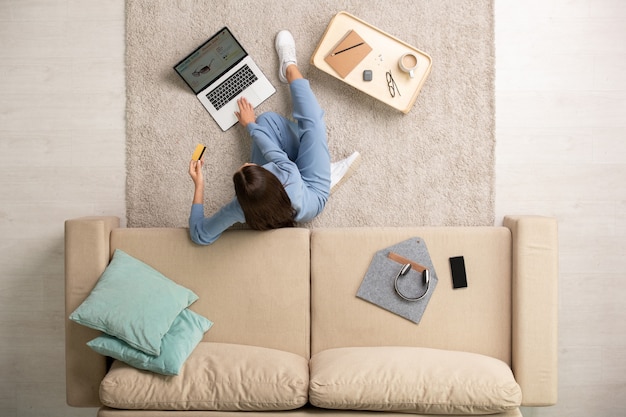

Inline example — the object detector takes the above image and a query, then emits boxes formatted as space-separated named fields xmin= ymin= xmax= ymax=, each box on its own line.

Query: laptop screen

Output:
xmin=174 ymin=27 xmax=247 ymax=94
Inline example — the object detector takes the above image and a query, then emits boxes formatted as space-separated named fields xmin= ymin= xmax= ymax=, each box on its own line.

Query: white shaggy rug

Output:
xmin=125 ymin=0 xmax=495 ymax=228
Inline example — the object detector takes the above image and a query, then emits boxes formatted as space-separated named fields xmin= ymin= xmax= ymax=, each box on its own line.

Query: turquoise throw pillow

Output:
xmin=87 ymin=308 xmax=213 ymax=375
xmin=70 ymin=249 xmax=198 ymax=356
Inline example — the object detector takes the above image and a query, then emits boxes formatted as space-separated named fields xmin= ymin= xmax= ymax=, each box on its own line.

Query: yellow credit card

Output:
xmin=192 ymin=144 xmax=206 ymax=161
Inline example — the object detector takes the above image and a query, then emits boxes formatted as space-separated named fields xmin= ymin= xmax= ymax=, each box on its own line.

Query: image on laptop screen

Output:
xmin=174 ymin=28 xmax=247 ymax=94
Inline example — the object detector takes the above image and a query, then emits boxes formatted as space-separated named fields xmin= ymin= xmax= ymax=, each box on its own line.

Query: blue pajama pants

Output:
xmin=250 ymin=79 xmax=331 ymax=199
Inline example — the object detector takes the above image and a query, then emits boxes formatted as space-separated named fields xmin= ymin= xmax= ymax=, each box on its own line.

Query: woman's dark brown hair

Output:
xmin=233 ymin=165 xmax=296 ymax=230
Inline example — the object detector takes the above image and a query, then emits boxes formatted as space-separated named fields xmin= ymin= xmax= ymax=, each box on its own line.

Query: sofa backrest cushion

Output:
xmin=310 ymin=227 xmax=512 ymax=363
xmin=109 ymin=227 xmax=311 ymax=358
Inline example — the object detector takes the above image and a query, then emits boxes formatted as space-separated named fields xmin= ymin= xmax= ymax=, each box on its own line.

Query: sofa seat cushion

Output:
xmin=309 ymin=346 xmax=522 ymax=415
xmin=100 ymin=342 xmax=309 ymax=411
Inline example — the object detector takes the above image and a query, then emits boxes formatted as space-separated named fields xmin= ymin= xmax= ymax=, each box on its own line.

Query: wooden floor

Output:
xmin=0 ymin=1 xmax=624 ymax=416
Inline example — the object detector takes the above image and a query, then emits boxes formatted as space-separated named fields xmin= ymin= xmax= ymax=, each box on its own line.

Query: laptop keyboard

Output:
xmin=207 ymin=65 xmax=258 ymax=110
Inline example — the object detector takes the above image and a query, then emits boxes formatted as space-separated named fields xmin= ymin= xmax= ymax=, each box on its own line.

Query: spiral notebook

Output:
xmin=324 ymin=29 xmax=372 ymax=78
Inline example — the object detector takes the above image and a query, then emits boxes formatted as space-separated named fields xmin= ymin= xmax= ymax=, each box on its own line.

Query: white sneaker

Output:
xmin=275 ymin=30 xmax=297 ymax=83
xmin=330 ymin=151 xmax=361 ymax=193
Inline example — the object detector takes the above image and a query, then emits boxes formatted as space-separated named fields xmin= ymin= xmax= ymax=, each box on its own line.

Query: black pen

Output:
xmin=331 ymin=42 xmax=364 ymax=56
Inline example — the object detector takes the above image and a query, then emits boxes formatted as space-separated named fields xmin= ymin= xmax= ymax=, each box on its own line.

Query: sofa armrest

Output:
xmin=65 ymin=216 xmax=120 ymax=407
xmin=504 ymin=215 xmax=558 ymax=406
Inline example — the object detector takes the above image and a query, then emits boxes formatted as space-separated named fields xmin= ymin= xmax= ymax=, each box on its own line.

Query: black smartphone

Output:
xmin=449 ymin=256 xmax=468 ymax=289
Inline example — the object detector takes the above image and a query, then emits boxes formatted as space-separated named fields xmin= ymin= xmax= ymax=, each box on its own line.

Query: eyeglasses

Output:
xmin=386 ymin=71 xmax=401 ymax=98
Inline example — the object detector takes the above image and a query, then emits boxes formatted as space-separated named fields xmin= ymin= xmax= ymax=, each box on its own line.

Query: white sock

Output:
xmin=331 ymin=151 xmax=361 ymax=192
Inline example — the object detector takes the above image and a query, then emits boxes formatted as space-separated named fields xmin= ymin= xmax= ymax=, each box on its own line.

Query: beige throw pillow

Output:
xmin=309 ymin=346 xmax=522 ymax=415
xmin=100 ymin=342 xmax=308 ymax=411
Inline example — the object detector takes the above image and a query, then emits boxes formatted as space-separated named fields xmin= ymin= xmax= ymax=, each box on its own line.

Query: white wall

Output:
xmin=494 ymin=1 xmax=626 ymax=415
xmin=0 ymin=1 xmax=124 ymax=416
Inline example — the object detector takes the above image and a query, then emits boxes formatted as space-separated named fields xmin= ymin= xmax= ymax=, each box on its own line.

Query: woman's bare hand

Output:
xmin=189 ymin=159 xmax=204 ymax=187
xmin=235 ymin=97 xmax=256 ymax=127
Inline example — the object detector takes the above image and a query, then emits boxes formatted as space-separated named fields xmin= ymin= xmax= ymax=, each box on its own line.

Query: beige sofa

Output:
xmin=65 ymin=215 xmax=558 ymax=417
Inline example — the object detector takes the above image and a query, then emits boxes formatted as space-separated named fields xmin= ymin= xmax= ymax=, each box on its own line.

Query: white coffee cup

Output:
xmin=398 ymin=53 xmax=419 ymax=78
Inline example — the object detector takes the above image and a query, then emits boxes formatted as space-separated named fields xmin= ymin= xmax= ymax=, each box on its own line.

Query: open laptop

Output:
xmin=174 ymin=27 xmax=276 ymax=131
